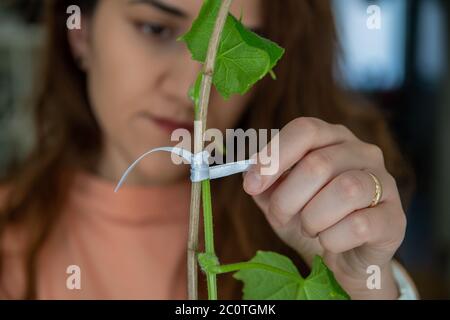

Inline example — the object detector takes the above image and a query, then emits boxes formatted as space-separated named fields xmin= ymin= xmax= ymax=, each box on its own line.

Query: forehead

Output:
xmin=123 ymin=0 xmax=263 ymax=27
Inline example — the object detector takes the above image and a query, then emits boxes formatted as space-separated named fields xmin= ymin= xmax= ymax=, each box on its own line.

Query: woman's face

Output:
xmin=69 ymin=0 xmax=263 ymax=185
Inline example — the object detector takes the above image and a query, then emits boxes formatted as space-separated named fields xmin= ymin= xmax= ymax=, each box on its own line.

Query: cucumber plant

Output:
xmin=180 ymin=0 xmax=350 ymax=300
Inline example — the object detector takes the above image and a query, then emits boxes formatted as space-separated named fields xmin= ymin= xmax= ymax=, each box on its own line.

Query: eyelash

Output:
xmin=135 ymin=21 xmax=175 ymax=42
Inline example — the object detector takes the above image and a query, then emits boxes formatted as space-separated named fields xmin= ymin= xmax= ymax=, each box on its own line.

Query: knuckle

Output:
xmin=350 ymin=213 xmax=371 ymax=241
xmin=292 ymin=117 xmax=321 ymax=136
xmin=337 ymin=172 xmax=366 ymax=201
xmin=302 ymin=151 xmax=333 ymax=177
xmin=395 ymin=211 xmax=407 ymax=238
xmin=364 ymin=144 xmax=385 ymax=163
xmin=300 ymin=210 xmax=318 ymax=237
xmin=386 ymin=211 xmax=407 ymax=249
xmin=334 ymin=124 xmax=354 ymax=138
xmin=386 ymin=173 xmax=398 ymax=190
xmin=268 ymin=195 xmax=287 ymax=223
xmin=318 ymin=235 xmax=341 ymax=254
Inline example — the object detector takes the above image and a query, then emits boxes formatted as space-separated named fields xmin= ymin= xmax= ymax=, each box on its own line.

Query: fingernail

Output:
xmin=244 ymin=171 xmax=262 ymax=194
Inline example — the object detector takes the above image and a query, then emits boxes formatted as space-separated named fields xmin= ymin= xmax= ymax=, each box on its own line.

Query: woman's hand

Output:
xmin=243 ymin=117 xmax=407 ymax=299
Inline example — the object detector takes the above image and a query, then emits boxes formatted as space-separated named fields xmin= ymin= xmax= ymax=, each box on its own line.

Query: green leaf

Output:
xmin=180 ymin=0 xmax=285 ymax=100
xmin=233 ymin=251 xmax=302 ymax=299
xmin=233 ymin=251 xmax=351 ymax=300
xmin=298 ymin=256 xmax=351 ymax=300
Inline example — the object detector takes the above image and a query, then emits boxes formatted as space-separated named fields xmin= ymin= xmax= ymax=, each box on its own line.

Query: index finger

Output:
xmin=243 ymin=117 xmax=355 ymax=195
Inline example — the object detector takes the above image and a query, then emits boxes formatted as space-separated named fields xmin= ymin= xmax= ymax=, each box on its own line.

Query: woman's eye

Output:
xmin=137 ymin=22 xmax=174 ymax=41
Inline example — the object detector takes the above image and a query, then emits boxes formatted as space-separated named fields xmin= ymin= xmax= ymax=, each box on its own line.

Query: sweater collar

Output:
xmin=68 ymin=168 xmax=192 ymax=226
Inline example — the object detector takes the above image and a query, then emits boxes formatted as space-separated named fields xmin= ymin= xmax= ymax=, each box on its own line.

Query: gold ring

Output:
xmin=367 ymin=172 xmax=383 ymax=208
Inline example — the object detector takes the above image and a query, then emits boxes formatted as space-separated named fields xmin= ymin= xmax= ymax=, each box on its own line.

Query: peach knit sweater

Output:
xmin=0 ymin=170 xmax=193 ymax=299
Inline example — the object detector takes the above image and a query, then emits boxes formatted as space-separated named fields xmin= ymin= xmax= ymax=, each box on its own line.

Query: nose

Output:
xmin=161 ymin=47 xmax=203 ymax=106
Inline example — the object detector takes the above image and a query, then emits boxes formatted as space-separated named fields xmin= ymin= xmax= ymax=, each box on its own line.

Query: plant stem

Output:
xmin=210 ymin=262 xmax=304 ymax=285
xmin=187 ymin=185 xmax=201 ymax=300
xmin=187 ymin=0 xmax=234 ymax=300
xmin=202 ymin=180 xmax=217 ymax=299
xmin=202 ymin=181 xmax=215 ymax=255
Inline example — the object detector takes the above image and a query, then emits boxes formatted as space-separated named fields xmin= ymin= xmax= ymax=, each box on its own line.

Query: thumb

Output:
xmin=243 ymin=170 xmax=286 ymax=229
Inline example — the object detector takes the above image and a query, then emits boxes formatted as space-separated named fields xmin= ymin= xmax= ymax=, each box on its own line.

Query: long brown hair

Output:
xmin=0 ymin=0 xmax=412 ymax=299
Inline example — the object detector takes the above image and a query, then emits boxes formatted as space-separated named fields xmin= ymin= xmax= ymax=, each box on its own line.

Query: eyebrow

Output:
xmin=128 ymin=0 xmax=188 ymax=18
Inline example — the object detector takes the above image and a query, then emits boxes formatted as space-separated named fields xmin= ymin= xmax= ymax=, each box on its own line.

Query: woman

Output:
xmin=0 ymin=0 xmax=416 ymax=299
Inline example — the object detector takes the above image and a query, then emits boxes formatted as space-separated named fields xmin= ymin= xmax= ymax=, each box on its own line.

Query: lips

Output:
xmin=144 ymin=114 xmax=194 ymax=134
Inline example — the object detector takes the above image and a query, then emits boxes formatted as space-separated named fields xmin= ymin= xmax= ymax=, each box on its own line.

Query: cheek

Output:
xmin=85 ymin=7 xmax=166 ymax=149
xmin=87 ymin=23 xmax=150 ymax=126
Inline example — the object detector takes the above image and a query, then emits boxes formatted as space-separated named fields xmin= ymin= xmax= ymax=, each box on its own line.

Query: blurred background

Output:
xmin=0 ymin=0 xmax=448 ymax=299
